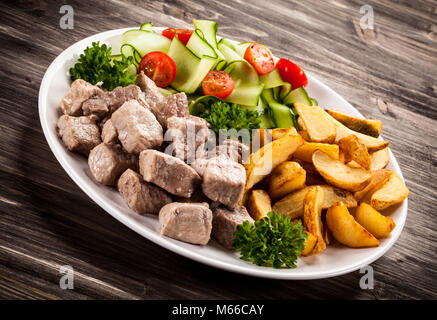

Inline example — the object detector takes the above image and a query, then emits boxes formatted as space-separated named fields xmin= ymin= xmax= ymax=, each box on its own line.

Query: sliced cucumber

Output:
xmin=217 ymin=37 xmax=236 ymax=51
xmin=217 ymin=42 xmax=263 ymax=106
xmin=159 ymin=87 xmax=178 ymax=97
xmin=167 ymin=36 xmax=216 ymax=93
xmin=139 ymin=22 xmax=153 ymax=31
xmin=234 ymin=42 xmax=251 ymax=58
xmin=262 ymin=89 xmax=296 ymax=128
xmin=121 ymin=29 xmax=171 ymax=57
xmin=260 ymin=69 xmax=287 ymax=89
xmin=192 ymin=19 xmax=225 ymax=59
xmin=283 ymin=86 xmax=311 ymax=106
xmin=186 ymin=29 xmax=218 ymax=59
xmin=240 ymin=98 xmax=274 ymax=129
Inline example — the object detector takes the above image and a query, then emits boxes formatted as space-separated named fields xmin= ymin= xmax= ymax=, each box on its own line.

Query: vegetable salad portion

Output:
xmin=116 ymin=19 xmax=318 ymax=131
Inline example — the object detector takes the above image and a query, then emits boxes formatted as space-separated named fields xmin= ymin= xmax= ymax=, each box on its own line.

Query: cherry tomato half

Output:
xmin=276 ymin=58 xmax=308 ymax=88
xmin=202 ymin=70 xmax=235 ymax=99
xmin=162 ymin=28 xmax=193 ymax=45
xmin=138 ymin=51 xmax=177 ymax=88
xmin=244 ymin=42 xmax=275 ymax=75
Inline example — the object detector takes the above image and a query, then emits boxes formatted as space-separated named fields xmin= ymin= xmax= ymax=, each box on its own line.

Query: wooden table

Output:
xmin=1 ymin=0 xmax=436 ymax=300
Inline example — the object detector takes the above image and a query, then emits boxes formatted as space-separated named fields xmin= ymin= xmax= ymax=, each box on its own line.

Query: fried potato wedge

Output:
xmin=244 ymin=130 xmax=304 ymax=190
xmin=370 ymin=147 xmax=390 ymax=171
xmin=272 ymin=187 xmax=311 ymax=219
xmin=354 ymin=203 xmax=395 ymax=239
xmin=370 ymin=171 xmax=409 ymax=210
xmin=325 ymin=109 xmax=382 ymax=137
xmin=267 ymin=161 xmax=306 ymax=200
xmin=271 ymin=127 xmax=298 ymax=140
xmin=354 ymin=169 xmax=392 ymax=201
xmin=298 ymin=130 xmax=311 ymax=141
xmin=326 ymin=202 xmax=380 ymax=248
xmin=312 ymin=150 xmax=371 ymax=191
xmin=339 ymin=134 xmax=371 ymax=170
xmin=294 ymin=142 xmax=340 ymax=163
xmin=301 ymin=231 xmax=318 ymax=256
xmin=247 ymin=189 xmax=272 ymax=221
xmin=294 ymin=103 xmax=336 ymax=143
xmin=294 ymin=160 xmax=326 ymax=185
xmin=272 ymin=185 xmax=356 ymax=219
xmin=325 ymin=113 xmax=389 ymax=152
xmin=303 ymin=186 xmax=326 ymax=254
xmin=319 ymin=185 xmax=357 ymax=209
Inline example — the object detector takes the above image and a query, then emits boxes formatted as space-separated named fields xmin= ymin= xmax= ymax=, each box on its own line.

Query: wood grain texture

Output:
xmin=0 ymin=0 xmax=436 ymax=299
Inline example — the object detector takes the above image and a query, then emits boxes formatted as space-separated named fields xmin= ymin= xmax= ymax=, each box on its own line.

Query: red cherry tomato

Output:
xmin=138 ymin=51 xmax=176 ymax=88
xmin=162 ymin=28 xmax=193 ymax=45
xmin=276 ymin=58 xmax=308 ymax=88
xmin=202 ymin=70 xmax=235 ymax=99
xmin=243 ymin=42 xmax=275 ymax=75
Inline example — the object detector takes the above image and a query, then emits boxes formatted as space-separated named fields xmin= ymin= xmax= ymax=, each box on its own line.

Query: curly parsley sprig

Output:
xmin=190 ymin=97 xmax=261 ymax=134
xmin=233 ymin=211 xmax=308 ymax=269
xmin=69 ymin=41 xmax=135 ymax=91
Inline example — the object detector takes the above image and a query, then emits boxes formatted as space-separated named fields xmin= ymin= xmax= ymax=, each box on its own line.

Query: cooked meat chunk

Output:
xmin=136 ymin=72 xmax=189 ymax=128
xmin=212 ymin=206 xmax=254 ymax=249
xmin=174 ymin=189 xmax=211 ymax=204
xmin=117 ymin=169 xmax=172 ymax=214
xmin=111 ymin=100 xmax=163 ymax=154
xmin=88 ymin=143 xmax=137 ymax=185
xmin=135 ymin=71 xmax=164 ymax=104
xmin=82 ymin=85 xmax=147 ymax=118
xmin=61 ymin=79 xmax=102 ymax=116
xmin=101 ymin=119 xmax=118 ymax=144
xmin=159 ymin=202 xmax=212 ymax=245
xmin=57 ymin=115 xmax=101 ymax=156
xmin=190 ymin=158 xmax=209 ymax=177
xmin=216 ymin=139 xmax=250 ymax=163
xmin=166 ymin=115 xmax=210 ymax=161
xmin=201 ymin=156 xmax=246 ymax=208
xmin=154 ymin=93 xmax=189 ymax=128
xmin=139 ymin=150 xmax=201 ymax=198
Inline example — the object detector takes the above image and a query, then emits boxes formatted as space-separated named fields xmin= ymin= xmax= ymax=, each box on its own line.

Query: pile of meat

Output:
xmin=57 ymin=72 xmax=254 ymax=248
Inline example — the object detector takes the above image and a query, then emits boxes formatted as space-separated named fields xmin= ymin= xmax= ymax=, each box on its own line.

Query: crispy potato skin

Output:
xmin=325 ymin=113 xmax=389 ymax=152
xmin=354 ymin=203 xmax=395 ymax=239
xmin=267 ymin=161 xmax=306 ymax=200
xmin=271 ymin=127 xmax=298 ymax=140
xmin=301 ymin=231 xmax=318 ymax=256
xmin=294 ymin=103 xmax=336 ymax=143
xmin=247 ymin=189 xmax=272 ymax=221
xmin=370 ymin=171 xmax=409 ymax=210
xmin=339 ymin=134 xmax=371 ymax=170
xmin=294 ymin=142 xmax=339 ymax=163
xmin=370 ymin=148 xmax=389 ymax=171
xmin=325 ymin=109 xmax=382 ymax=138
xmin=294 ymin=160 xmax=326 ymax=185
xmin=354 ymin=169 xmax=392 ymax=201
xmin=312 ymin=150 xmax=371 ymax=191
xmin=303 ymin=186 xmax=326 ymax=254
xmin=326 ymin=202 xmax=380 ymax=248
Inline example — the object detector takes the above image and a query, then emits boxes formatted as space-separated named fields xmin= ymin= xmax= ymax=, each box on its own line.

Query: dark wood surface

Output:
xmin=0 ymin=0 xmax=436 ymax=300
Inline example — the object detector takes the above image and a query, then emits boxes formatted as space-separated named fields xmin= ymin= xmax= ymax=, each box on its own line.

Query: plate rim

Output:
xmin=38 ymin=27 xmax=408 ymax=280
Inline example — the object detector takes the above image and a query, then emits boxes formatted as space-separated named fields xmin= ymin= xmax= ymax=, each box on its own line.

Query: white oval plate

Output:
xmin=39 ymin=28 xmax=408 ymax=280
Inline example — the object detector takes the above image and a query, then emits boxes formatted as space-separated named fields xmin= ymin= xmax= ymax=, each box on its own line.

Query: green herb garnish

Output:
xmin=69 ymin=42 xmax=135 ymax=91
xmin=191 ymin=99 xmax=261 ymax=134
xmin=233 ymin=211 xmax=308 ymax=269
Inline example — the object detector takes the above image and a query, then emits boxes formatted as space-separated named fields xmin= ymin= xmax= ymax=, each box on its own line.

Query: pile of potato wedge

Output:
xmin=243 ymin=103 xmax=409 ymax=256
